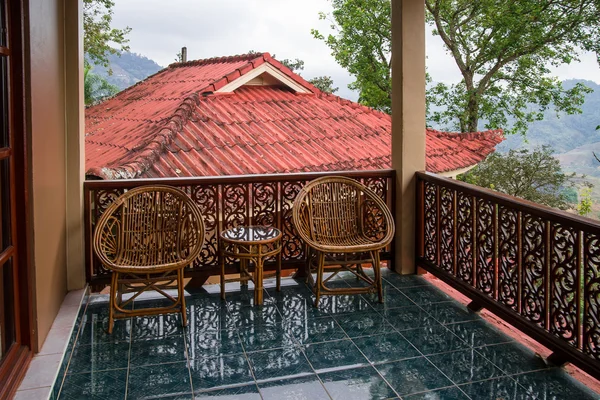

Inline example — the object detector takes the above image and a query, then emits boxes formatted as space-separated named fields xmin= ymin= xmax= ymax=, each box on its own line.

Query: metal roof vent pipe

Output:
xmin=181 ymin=47 xmax=187 ymax=63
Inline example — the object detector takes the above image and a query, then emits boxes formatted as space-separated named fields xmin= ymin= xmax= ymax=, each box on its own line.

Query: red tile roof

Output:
xmin=85 ymin=52 xmax=504 ymax=179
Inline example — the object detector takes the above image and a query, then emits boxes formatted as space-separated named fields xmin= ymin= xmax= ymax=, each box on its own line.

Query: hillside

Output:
xmin=88 ymin=52 xmax=163 ymax=91
xmin=497 ymin=79 xmax=600 ymax=154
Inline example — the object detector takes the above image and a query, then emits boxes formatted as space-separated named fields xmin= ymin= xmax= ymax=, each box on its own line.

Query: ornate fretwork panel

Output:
xmin=476 ymin=199 xmax=495 ymax=297
xmin=281 ymin=180 xmax=305 ymax=261
xmin=521 ymin=213 xmax=546 ymax=328
xmin=439 ymin=186 xmax=454 ymax=273
xmin=549 ymin=222 xmax=578 ymax=346
xmin=190 ymin=185 xmax=218 ymax=268
xmin=424 ymin=182 xmax=437 ymax=263
xmin=456 ymin=192 xmax=474 ymax=285
xmin=584 ymin=233 xmax=600 ymax=359
xmin=498 ymin=206 xmax=519 ymax=312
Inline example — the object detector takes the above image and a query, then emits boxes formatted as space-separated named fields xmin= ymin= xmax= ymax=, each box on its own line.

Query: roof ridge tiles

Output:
xmin=168 ymin=52 xmax=268 ymax=69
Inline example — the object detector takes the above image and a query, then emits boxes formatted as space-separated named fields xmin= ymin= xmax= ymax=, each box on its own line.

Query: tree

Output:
xmin=280 ymin=58 xmax=305 ymax=73
xmin=459 ymin=146 xmax=581 ymax=210
xmin=312 ymin=0 xmax=391 ymax=112
xmin=84 ymin=66 xmax=119 ymax=105
xmin=313 ymin=0 xmax=600 ymax=133
xmin=309 ymin=76 xmax=339 ymax=94
xmin=577 ymin=187 xmax=594 ymax=216
xmin=84 ymin=0 xmax=131 ymax=71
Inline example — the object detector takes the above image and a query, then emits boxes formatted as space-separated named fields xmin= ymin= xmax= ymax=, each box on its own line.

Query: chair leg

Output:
xmin=108 ymin=271 xmax=118 ymax=334
xmin=178 ymin=268 xmax=188 ymax=327
xmin=314 ymin=251 xmax=325 ymax=307
xmin=372 ymin=251 xmax=384 ymax=303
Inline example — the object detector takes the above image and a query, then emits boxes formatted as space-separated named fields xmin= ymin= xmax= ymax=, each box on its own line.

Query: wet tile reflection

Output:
xmin=53 ymin=273 xmax=599 ymax=399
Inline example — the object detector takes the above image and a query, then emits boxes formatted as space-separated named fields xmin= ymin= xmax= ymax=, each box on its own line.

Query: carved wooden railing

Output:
xmin=416 ymin=171 xmax=600 ymax=380
xmin=84 ymin=170 xmax=395 ymax=288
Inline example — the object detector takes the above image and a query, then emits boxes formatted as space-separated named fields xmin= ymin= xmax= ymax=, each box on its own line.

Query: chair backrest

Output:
xmin=93 ymin=185 xmax=205 ymax=271
xmin=293 ymin=176 xmax=394 ymax=247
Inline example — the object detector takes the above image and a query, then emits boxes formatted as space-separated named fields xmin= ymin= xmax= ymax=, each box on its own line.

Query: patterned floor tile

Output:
xmin=194 ymin=384 xmax=261 ymax=399
xmin=375 ymin=357 xmax=453 ymax=396
xmin=334 ymin=312 xmax=395 ymax=338
xmin=186 ymin=329 xmax=244 ymax=360
xmin=227 ymin=303 xmax=282 ymax=328
xmin=188 ymin=354 xmax=255 ymax=392
xmin=382 ymin=273 xmax=429 ymax=288
xmin=381 ymin=306 xmax=437 ymax=331
xmin=458 ymin=376 xmax=531 ymax=400
xmin=127 ymin=362 xmax=192 ymax=399
xmin=475 ymin=342 xmax=549 ymax=375
xmin=319 ymin=365 xmax=398 ymax=399
xmin=246 ymin=347 xmax=313 ymax=381
xmin=238 ymin=323 xmax=296 ymax=351
xmin=131 ymin=313 xmax=187 ymax=340
xmin=421 ymin=301 xmax=481 ymax=325
xmin=363 ymin=286 xmax=413 ymax=310
xmin=303 ymin=339 xmax=369 ymax=372
xmin=446 ymin=320 xmax=512 ymax=347
xmin=130 ymin=335 xmax=188 ymax=367
xmin=77 ymin=316 xmax=132 ymax=346
xmin=427 ymin=348 xmax=505 ymax=384
xmin=186 ymin=302 xmax=230 ymax=332
xmin=513 ymin=368 xmax=599 ymax=399
xmin=53 ymin=276 xmax=600 ymax=400
xmin=313 ymin=294 xmax=375 ymax=316
xmin=288 ymin=316 xmax=348 ymax=344
xmin=67 ymin=341 xmax=130 ymax=373
xmin=399 ymin=286 xmax=451 ymax=305
xmin=401 ymin=324 xmax=470 ymax=355
xmin=352 ymin=332 xmax=420 ymax=364
xmin=258 ymin=375 xmax=330 ymax=400
xmin=58 ymin=369 xmax=127 ymax=400
xmin=402 ymin=386 xmax=470 ymax=399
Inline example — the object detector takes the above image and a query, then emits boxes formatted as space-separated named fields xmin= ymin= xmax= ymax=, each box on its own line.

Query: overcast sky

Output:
xmin=112 ymin=0 xmax=600 ymax=102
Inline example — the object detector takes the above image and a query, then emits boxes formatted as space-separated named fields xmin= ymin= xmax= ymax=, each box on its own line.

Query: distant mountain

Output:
xmin=497 ymin=79 xmax=600 ymax=154
xmin=89 ymin=52 xmax=163 ymax=91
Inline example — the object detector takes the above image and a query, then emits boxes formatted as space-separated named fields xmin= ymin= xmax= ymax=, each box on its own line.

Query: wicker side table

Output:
xmin=219 ymin=226 xmax=282 ymax=305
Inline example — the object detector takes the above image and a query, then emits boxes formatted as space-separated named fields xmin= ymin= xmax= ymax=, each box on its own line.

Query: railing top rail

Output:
xmin=417 ymin=171 xmax=600 ymax=233
xmin=84 ymin=169 xmax=396 ymax=190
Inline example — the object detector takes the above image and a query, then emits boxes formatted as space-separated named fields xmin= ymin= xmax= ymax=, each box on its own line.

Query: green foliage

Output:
xmin=280 ymin=58 xmax=305 ymax=73
xmin=313 ymin=0 xmax=600 ymax=132
xmin=426 ymin=0 xmax=599 ymax=135
xmin=459 ymin=146 xmax=581 ymax=209
xmin=84 ymin=66 xmax=119 ymax=105
xmin=312 ymin=0 xmax=391 ymax=113
xmin=562 ymin=187 xmax=578 ymax=204
xmin=84 ymin=0 xmax=131 ymax=72
xmin=308 ymin=76 xmax=339 ymax=94
xmin=577 ymin=186 xmax=594 ymax=216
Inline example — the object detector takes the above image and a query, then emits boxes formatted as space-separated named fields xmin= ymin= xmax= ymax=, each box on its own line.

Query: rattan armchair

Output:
xmin=293 ymin=176 xmax=395 ymax=306
xmin=93 ymin=185 xmax=205 ymax=333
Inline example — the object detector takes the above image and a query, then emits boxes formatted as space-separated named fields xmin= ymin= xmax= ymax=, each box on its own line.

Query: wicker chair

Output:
xmin=93 ymin=185 xmax=205 ymax=333
xmin=293 ymin=176 xmax=395 ymax=306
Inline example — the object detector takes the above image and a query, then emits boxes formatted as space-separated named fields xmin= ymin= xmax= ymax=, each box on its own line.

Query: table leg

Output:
xmin=254 ymin=257 xmax=264 ymax=306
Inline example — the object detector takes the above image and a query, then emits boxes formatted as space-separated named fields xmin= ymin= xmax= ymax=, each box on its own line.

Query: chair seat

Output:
xmin=309 ymin=233 xmax=386 ymax=253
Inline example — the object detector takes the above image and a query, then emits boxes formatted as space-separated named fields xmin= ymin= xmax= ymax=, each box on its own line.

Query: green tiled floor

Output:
xmin=51 ymin=270 xmax=599 ymax=399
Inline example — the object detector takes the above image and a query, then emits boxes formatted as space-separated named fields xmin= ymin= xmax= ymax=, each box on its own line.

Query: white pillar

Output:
xmin=391 ymin=0 xmax=426 ymax=274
